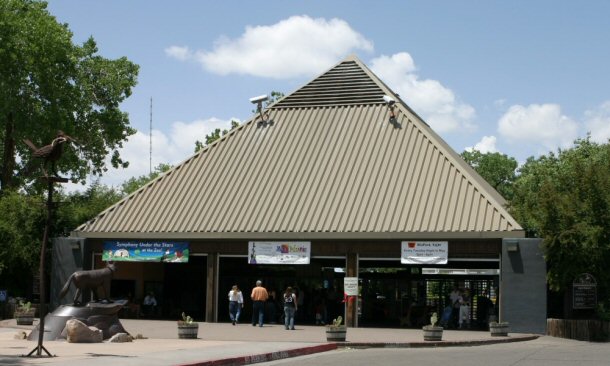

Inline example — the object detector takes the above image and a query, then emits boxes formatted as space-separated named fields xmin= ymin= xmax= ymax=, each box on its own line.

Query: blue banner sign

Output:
xmin=103 ymin=241 xmax=189 ymax=263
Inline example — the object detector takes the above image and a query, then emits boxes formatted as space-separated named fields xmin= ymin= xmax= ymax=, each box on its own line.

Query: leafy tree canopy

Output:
xmin=0 ymin=190 xmax=45 ymax=296
xmin=0 ymin=0 xmax=139 ymax=192
xmin=460 ymin=150 xmax=518 ymax=201
xmin=194 ymin=120 xmax=239 ymax=153
xmin=510 ymin=137 xmax=610 ymax=297
xmin=121 ymin=163 xmax=172 ymax=195
xmin=194 ymin=91 xmax=285 ymax=152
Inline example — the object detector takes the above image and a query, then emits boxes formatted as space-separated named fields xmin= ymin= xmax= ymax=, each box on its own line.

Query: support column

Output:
xmin=206 ymin=253 xmax=218 ymax=322
xmin=345 ymin=252 xmax=358 ymax=327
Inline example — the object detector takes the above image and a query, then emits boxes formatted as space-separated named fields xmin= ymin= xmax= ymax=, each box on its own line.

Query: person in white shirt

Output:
xmin=228 ymin=285 xmax=244 ymax=325
xmin=142 ymin=292 xmax=157 ymax=316
xmin=458 ymin=289 xmax=471 ymax=329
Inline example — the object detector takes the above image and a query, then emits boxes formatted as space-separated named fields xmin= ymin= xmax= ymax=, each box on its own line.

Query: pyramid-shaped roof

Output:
xmin=75 ymin=55 xmax=523 ymax=239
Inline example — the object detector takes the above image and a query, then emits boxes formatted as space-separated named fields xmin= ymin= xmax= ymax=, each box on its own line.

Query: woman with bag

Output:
xmin=283 ymin=286 xmax=298 ymax=330
xmin=228 ymin=285 xmax=244 ymax=325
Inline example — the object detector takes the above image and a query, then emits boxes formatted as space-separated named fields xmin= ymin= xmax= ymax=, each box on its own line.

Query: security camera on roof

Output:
xmin=383 ymin=95 xmax=395 ymax=106
xmin=249 ymin=94 xmax=269 ymax=104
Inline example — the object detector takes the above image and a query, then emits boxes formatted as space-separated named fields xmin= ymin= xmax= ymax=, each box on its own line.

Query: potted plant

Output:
xmin=177 ymin=312 xmax=199 ymax=339
xmin=422 ymin=312 xmax=443 ymax=341
xmin=325 ymin=316 xmax=347 ymax=342
xmin=14 ymin=300 xmax=36 ymax=326
xmin=489 ymin=321 xmax=510 ymax=336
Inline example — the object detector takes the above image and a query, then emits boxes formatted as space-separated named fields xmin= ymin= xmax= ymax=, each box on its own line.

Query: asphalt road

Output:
xmin=263 ymin=336 xmax=610 ymax=366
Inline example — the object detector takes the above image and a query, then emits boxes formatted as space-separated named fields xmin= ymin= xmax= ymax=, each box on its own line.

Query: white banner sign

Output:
xmin=344 ymin=277 xmax=359 ymax=296
xmin=401 ymin=241 xmax=448 ymax=265
xmin=248 ymin=241 xmax=311 ymax=265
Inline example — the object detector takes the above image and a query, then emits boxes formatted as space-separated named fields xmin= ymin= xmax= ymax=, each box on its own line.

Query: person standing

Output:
xmin=228 ymin=285 xmax=244 ymax=325
xmin=283 ymin=286 xmax=298 ymax=330
xmin=251 ymin=280 xmax=269 ymax=327
xmin=142 ymin=292 xmax=157 ymax=317
xmin=449 ymin=287 xmax=460 ymax=328
xmin=458 ymin=289 xmax=471 ymax=329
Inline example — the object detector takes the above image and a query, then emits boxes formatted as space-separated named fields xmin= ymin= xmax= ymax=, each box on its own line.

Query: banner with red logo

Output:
xmin=248 ymin=241 xmax=311 ymax=265
xmin=401 ymin=241 xmax=448 ymax=265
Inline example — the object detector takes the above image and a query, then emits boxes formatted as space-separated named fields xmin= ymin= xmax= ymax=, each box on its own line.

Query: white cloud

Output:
xmin=584 ymin=101 xmax=610 ymax=143
xmin=167 ymin=15 xmax=373 ymax=79
xmin=370 ymin=53 xmax=476 ymax=133
xmin=465 ymin=135 xmax=498 ymax=154
xmin=65 ymin=117 xmax=238 ymax=192
xmin=498 ymin=104 xmax=578 ymax=151
xmin=164 ymin=45 xmax=193 ymax=61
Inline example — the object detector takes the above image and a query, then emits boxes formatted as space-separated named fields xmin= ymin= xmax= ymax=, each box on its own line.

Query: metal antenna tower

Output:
xmin=149 ymin=97 xmax=152 ymax=175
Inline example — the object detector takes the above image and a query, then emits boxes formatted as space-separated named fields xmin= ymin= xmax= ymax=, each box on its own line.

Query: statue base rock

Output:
xmin=28 ymin=300 xmax=128 ymax=341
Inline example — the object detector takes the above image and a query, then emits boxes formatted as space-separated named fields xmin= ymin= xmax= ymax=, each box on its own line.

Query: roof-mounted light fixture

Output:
xmin=250 ymin=94 xmax=269 ymax=123
xmin=383 ymin=95 xmax=396 ymax=117
xmin=383 ymin=95 xmax=400 ymax=128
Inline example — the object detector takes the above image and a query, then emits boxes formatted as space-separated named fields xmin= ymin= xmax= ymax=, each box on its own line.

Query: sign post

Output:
xmin=573 ymin=273 xmax=597 ymax=310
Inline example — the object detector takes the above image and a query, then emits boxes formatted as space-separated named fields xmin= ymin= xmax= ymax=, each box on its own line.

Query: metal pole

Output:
xmin=25 ymin=178 xmax=55 ymax=357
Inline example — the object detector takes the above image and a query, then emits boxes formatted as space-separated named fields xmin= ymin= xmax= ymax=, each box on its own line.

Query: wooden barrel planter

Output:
xmin=489 ymin=322 xmax=510 ymax=336
xmin=422 ymin=326 xmax=443 ymax=341
xmin=326 ymin=326 xmax=347 ymax=342
xmin=15 ymin=315 xmax=35 ymax=326
xmin=177 ymin=323 xmax=199 ymax=339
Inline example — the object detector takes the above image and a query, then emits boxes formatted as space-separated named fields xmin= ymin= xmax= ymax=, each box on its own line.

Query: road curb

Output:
xmin=333 ymin=334 xmax=540 ymax=348
xmin=176 ymin=343 xmax=338 ymax=366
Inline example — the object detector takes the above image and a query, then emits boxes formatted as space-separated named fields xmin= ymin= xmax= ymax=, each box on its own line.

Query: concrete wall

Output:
xmin=500 ymin=238 xmax=546 ymax=334
xmin=50 ymin=237 xmax=85 ymax=310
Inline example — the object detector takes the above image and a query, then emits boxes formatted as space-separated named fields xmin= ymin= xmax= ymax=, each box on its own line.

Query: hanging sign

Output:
xmin=248 ymin=241 xmax=310 ymax=265
xmin=103 ymin=241 xmax=189 ymax=263
xmin=573 ymin=273 xmax=597 ymax=309
xmin=401 ymin=241 xmax=448 ymax=265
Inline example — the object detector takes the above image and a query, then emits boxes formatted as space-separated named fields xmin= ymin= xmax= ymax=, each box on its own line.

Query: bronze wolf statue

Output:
xmin=59 ymin=262 xmax=116 ymax=305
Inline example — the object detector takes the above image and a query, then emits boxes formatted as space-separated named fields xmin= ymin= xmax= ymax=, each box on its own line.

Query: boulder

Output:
xmin=66 ymin=319 xmax=103 ymax=343
xmin=108 ymin=333 xmax=133 ymax=343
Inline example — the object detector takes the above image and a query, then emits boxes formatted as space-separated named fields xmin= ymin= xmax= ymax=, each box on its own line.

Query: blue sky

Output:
xmin=46 ymin=1 xmax=610 ymax=189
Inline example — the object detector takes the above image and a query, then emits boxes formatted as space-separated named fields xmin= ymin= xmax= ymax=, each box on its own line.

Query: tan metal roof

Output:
xmin=75 ymin=55 xmax=523 ymax=239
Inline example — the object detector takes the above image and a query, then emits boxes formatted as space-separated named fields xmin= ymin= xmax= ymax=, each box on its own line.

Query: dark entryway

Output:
xmin=358 ymin=260 xmax=499 ymax=329
xmin=218 ymin=257 xmax=346 ymax=325
xmin=161 ymin=255 xmax=207 ymax=320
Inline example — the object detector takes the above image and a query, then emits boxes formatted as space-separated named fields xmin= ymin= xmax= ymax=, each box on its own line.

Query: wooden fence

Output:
xmin=547 ymin=318 xmax=610 ymax=342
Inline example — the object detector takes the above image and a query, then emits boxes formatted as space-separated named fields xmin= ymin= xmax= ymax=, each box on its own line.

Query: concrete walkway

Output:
xmin=0 ymin=318 xmax=539 ymax=366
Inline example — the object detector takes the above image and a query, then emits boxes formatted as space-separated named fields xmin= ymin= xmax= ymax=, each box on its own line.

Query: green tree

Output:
xmin=510 ymin=137 xmax=610 ymax=307
xmin=0 ymin=0 xmax=139 ymax=193
xmin=0 ymin=191 xmax=45 ymax=297
xmin=194 ymin=119 xmax=240 ymax=153
xmin=121 ymin=163 xmax=172 ymax=195
xmin=56 ymin=181 xmax=124 ymax=235
xmin=194 ymin=91 xmax=285 ymax=152
xmin=460 ymin=150 xmax=518 ymax=200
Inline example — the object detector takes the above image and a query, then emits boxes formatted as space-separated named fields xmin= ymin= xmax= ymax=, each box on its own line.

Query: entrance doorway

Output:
xmin=218 ymin=257 xmax=346 ymax=325
xmin=358 ymin=259 xmax=499 ymax=329
xmin=162 ymin=255 xmax=207 ymax=320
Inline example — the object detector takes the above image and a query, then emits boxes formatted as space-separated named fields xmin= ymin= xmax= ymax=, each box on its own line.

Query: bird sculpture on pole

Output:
xmin=23 ymin=130 xmax=77 ymax=178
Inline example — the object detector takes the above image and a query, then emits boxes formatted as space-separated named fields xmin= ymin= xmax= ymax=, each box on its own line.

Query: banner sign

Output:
xmin=248 ymin=241 xmax=310 ymax=265
xmin=401 ymin=241 xmax=448 ymax=265
xmin=103 ymin=241 xmax=189 ymax=263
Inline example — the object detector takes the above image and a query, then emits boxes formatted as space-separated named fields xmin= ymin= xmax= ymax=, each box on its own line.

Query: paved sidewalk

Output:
xmin=0 ymin=319 xmax=539 ymax=366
